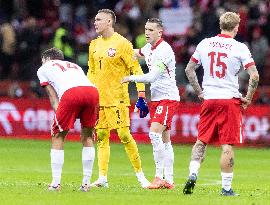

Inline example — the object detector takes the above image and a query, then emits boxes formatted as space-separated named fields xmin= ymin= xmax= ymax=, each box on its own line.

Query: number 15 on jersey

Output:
xmin=208 ymin=52 xmax=228 ymax=79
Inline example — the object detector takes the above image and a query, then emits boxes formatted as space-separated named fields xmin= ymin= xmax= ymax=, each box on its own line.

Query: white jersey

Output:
xmin=130 ymin=39 xmax=180 ymax=101
xmin=37 ymin=60 xmax=95 ymax=99
xmin=192 ymin=34 xmax=255 ymax=99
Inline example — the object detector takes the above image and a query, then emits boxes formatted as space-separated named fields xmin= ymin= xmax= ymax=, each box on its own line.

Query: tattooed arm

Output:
xmin=241 ymin=65 xmax=259 ymax=109
xmin=185 ymin=59 xmax=204 ymax=101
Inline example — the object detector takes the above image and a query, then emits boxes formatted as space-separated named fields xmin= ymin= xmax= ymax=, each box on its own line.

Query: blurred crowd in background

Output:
xmin=1 ymin=0 xmax=270 ymax=104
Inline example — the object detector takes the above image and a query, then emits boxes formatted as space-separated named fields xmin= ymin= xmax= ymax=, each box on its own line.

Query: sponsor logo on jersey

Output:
xmin=108 ymin=48 xmax=116 ymax=57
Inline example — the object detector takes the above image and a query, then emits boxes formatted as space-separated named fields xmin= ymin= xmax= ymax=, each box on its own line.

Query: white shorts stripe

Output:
xmin=239 ymin=120 xmax=243 ymax=143
xmin=54 ymin=114 xmax=63 ymax=133
xmin=163 ymin=106 xmax=169 ymax=126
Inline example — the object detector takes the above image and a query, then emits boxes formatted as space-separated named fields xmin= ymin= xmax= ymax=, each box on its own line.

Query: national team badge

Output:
xmin=108 ymin=48 xmax=116 ymax=57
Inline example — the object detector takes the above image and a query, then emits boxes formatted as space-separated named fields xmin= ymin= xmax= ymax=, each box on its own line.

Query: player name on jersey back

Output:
xmin=209 ymin=41 xmax=232 ymax=50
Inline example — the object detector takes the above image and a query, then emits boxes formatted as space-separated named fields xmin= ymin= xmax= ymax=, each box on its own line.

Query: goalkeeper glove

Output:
xmin=135 ymin=92 xmax=149 ymax=118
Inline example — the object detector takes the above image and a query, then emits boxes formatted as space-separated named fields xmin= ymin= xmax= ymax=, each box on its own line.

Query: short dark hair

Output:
xmin=41 ymin=47 xmax=64 ymax=60
xmin=147 ymin=18 xmax=163 ymax=29
xmin=98 ymin=9 xmax=116 ymax=25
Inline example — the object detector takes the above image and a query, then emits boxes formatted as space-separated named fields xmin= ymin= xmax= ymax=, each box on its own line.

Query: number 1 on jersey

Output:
xmin=208 ymin=52 xmax=228 ymax=78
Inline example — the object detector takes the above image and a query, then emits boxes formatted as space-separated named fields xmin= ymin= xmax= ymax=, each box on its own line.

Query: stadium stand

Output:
xmin=0 ymin=1 xmax=270 ymax=89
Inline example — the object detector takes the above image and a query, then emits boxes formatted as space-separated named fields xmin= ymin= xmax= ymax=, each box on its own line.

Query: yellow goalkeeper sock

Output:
xmin=117 ymin=126 xmax=142 ymax=173
xmin=96 ymin=128 xmax=110 ymax=176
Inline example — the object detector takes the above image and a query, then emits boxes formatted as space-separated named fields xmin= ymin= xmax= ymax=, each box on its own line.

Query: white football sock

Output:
xmin=98 ymin=175 xmax=107 ymax=182
xmin=136 ymin=171 xmax=150 ymax=187
xmin=149 ymin=132 xmax=165 ymax=179
xmin=221 ymin=172 xmax=233 ymax=191
xmin=136 ymin=171 xmax=146 ymax=181
xmin=164 ymin=141 xmax=174 ymax=184
xmin=82 ymin=146 xmax=95 ymax=185
xmin=189 ymin=160 xmax=200 ymax=176
xmin=50 ymin=149 xmax=64 ymax=186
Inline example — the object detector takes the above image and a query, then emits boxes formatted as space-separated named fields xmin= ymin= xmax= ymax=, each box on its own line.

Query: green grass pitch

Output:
xmin=0 ymin=138 xmax=269 ymax=205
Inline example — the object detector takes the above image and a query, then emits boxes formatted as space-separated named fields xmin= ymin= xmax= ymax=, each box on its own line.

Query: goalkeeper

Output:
xmin=87 ymin=9 xmax=150 ymax=188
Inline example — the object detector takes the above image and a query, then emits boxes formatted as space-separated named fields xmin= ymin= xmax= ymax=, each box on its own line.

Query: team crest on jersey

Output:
xmin=108 ymin=48 xmax=116 ymax=57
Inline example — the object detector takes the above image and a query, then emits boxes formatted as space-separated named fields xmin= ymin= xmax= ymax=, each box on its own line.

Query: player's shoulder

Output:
xmin=224 ymin=38 xmax=250 ymax=53
xmin=141 ymin=43 xmax=151 ymax=51
xmin=37 ymin=64 xmax=44 ymax=74
xmin=156 ymin=41 xmax=174 ymax=54
xmin=37 ymin=60 xmax=53 ymax=74
xmin=139 ymin=43 xmax=151 ymax=55
xmin=114 ymin=33 xmax=132 ymax=47
xmin=193 ymin=38 xmax=209 ymax=50
xmin=160 ymin=40 xmax=173 ymax=50
xmin=89 ymin=36 xmax=101 ymax=45
xmin=158 ymin=40 xmax=169 ymax=47
xmin=42 ymin=60 xmax=55 ymax=68
xmin=114 ymin=32 xmax=128 ymax=41
xmin=234 ymin=40 xmax=249 ymax=49
xmin=199 ymin=37 xmax=211 ymax=45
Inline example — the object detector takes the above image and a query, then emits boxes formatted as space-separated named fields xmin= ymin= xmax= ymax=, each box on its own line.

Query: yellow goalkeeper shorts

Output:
xmin=96 ymin=104 xmax=130 ymax=129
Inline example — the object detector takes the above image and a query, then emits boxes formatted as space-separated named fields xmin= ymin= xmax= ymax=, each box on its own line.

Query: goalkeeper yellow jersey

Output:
xmin=87 ymin=32 xmax=145 ymax=106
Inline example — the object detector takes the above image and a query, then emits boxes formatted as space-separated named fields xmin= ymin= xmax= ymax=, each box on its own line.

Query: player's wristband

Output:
xmin=138 ymin=91 xmax=145 ymax=98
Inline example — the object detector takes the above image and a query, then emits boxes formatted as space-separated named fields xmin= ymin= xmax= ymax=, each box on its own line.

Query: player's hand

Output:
xmin=121 ymin=76 xmax=130 ymax=84
xmin=135 ymin=97 xmax=149 ymax=118
xmin=240 ymin=97 xmax=251 ymax=109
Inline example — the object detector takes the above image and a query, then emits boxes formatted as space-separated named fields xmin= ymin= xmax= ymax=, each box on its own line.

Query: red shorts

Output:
xmin=149 ymin=100 xmax=179 ymax=130
xmin=52 ymin=86 xmax=99 ymax=135
xmin=198 ymin=98 xmax=243 ymax=145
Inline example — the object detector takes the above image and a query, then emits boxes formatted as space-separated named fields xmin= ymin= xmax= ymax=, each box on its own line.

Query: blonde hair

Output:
xmin=219 ymin=12 xmax=240 ymax=31
xmin=98 ymin=9 xmax=116 ymax=25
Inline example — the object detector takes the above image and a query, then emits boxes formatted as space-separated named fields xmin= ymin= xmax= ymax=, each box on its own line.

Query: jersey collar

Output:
xmin=217 ymin=34 xmax=232 ymax=38
xmin=151 ymin=38 xmax=163 ymax=50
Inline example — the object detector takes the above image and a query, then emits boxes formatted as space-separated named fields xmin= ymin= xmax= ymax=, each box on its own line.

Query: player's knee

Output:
xmin=222 ymin=144 xmax=233 ymax=156
xmin=96 ymin=129 xmax=109 ymax=142
xmin=52 ymin=130 xmax=68 ymax=139
xmin=149 ymin=132 xmax=164 ymax=151
xmin=221 ymin=145 xmax=234 ymax=168
xmin=81 ymin=127 xmax=94 ymax=140
xmin=118 ymin=127 xmax=132 ymax=144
